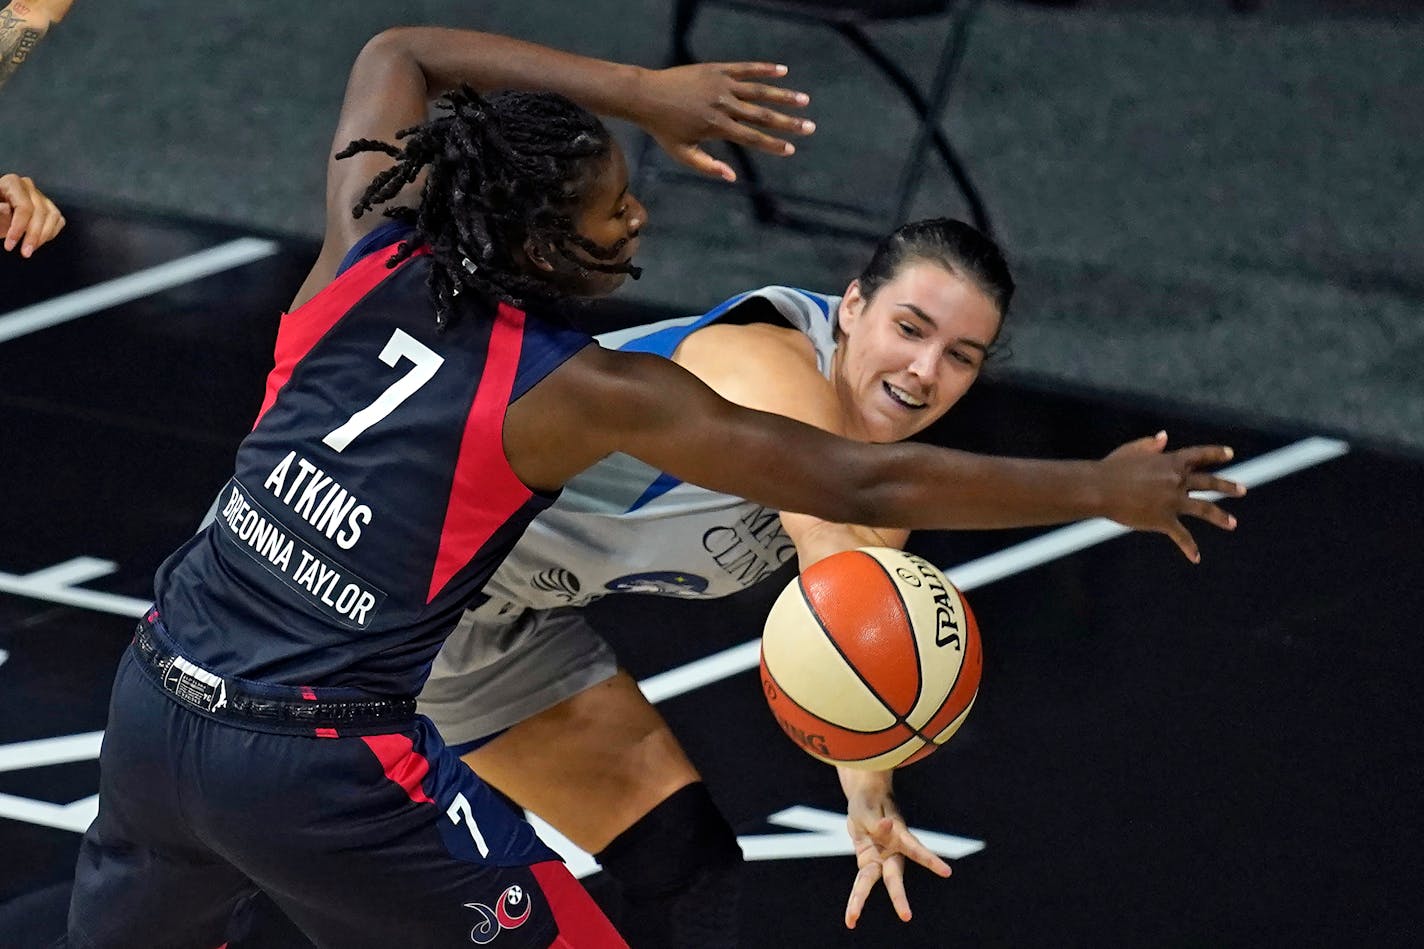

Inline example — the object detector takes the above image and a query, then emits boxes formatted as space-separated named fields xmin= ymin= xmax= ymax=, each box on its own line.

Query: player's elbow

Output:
xmin=352 ymin=29 xmax=422 ymax=80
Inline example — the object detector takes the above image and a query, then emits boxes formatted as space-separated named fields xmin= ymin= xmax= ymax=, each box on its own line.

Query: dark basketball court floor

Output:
xmin=2 ymin=205 xmax=1421 ymax=947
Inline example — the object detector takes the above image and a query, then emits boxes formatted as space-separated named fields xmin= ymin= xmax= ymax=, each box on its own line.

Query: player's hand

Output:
xmin=631 ymin=62 xmax=814 ymax=182
xmin=0 ymin=173 xmax=66 ymax=258
xmin=839 ymin=767 xmax=951 ymax=929
xmin=1099 ymin=431 xmax=1246 ymax=563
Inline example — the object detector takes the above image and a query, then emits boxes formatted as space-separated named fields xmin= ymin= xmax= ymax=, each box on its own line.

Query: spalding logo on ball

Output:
xmin=759 ymin=547 xmax=981 ymax=770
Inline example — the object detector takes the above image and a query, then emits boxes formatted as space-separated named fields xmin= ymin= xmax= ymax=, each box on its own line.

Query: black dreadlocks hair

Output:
xmin=336 ymin=86 xmax=641 ymax=328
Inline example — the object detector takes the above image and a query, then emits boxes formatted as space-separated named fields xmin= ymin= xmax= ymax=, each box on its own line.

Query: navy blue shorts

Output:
xmin=65 ymin=618 xmax=626 ymax=948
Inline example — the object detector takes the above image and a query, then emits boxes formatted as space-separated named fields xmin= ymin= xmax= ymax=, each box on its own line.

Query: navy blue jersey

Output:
xmin=154 ymin=227 xmax=592 ymax=695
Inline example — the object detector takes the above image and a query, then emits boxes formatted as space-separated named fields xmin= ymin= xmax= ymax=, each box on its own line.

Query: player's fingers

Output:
xmin=1166 ymin=520 xmax=1200 ymax=564
xmin=21 ymin=198 xmax=57 ymax=257
xmin=5 ymin=201 xmax=33 ymax=253
xmin=882 ymin=856 xmax=912 ymax=922
xmin=667 ymin=142 xmax=736 ymax=182
xmin=1186 ymin=472 xmax=1247 ymax=497
xmin=1182 ymin=498 xmax=1236 ymax=531
xmin=720 ymin=61 xmax=790 ymax=81
xmin=732 ymin=79 xmax=811 ymax=109
xmin=1109 ymin=430 xmax=1167 ymax=458
xmin=34 ymin=206 xmax=66 ymax=253
xmin=721 ymin=95 xmax=816 ymax=136
xmin=895 ymin=829 xmax=952 ymax=877
xmin=710 ymin=112 xmax=797 ymax=156
xmin=47 ymin=204 xmax=67 ymax=241
xmin=1176 ymin=444 xmax=1234 ymax=470
xmin=845 ymin=865 xmax=882 ymax=929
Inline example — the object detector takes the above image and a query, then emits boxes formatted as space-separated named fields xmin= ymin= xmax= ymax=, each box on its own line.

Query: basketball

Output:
xmin=759 ymin=547 xmax=982 ymax=770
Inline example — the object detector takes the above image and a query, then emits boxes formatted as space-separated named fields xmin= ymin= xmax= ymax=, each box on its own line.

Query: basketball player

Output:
xmin=230 ymin=217 xmax=1247 ymax=949
xmin=64 ymin=25 xmax=1242 ymax=948
xmin=411 ymin=219 xmax=1246 ymax=945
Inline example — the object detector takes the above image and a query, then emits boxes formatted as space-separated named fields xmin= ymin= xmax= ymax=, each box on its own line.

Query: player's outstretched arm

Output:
xmin=511 ymin=346 xmax=1245 ymax=562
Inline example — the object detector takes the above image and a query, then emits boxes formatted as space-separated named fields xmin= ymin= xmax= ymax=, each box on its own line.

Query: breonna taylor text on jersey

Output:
xmin=153 ymin=223 xmax=591 ymax=696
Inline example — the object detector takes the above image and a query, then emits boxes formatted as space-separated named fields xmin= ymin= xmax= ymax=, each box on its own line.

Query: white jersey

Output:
xmin=473 ymin=286 xmax=840 ymax=616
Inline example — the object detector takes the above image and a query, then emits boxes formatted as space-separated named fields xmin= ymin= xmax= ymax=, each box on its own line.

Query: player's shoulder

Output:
xmin=674 ymin=321 xmax=835 ymax=426
xmin=676 ymin=320 xmax=817 ymax=377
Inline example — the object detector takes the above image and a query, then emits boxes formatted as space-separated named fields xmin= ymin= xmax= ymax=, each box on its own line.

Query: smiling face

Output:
xmin=831 ymin=259 xmax=1002 ymax=443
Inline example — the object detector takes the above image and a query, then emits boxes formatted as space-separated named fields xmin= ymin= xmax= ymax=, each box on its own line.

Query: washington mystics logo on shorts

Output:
xmin=604 ymin=570 xmax=709 ymax=597
xmin=463 ymin=884 xmax=532 ymax=944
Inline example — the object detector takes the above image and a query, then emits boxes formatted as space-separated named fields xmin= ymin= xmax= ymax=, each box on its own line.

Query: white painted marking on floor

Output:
xmin=948 ymin=436 xmax=1350 ymax=591
xmin=744 ymin=806 xmax=984 ymax=862
xmin=0 ymin=732 xmax=105 ymax=773
xmin=0 ymin=237 xmax=279 ymax=343
xmin=526 ymin=813 xmax=601 ymax=879
xmin=638 ymin=437 xmax=1350 ymax=704
xmin=0 ymin=557 xmax=150 ymax=618
xmin=640 ymin=640 xmax=762 ymax=705
xmin=531 ymin=805 xmax=982 ymax=878
xmin=0 ymin=734 xmax=104 ymax=833
xmin=0 ymin=792 xmax=97 ymax=834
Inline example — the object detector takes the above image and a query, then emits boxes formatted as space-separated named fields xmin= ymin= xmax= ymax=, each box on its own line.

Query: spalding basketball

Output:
xmin=759 ymin=547 xmax=981 ymax=770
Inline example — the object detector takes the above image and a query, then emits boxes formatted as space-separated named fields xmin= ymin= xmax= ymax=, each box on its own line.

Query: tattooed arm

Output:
xmin=0 ymin=0 xmax=72 ymax=92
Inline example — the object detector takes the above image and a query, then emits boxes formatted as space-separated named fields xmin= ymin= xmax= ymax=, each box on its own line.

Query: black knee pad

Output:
xmin=594 ymin=781 xmax=742 ymax=899
xmin=594 ymin=782 xmax=745 ymax=947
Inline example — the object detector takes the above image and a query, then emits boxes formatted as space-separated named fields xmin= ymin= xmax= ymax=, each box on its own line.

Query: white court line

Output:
xmin=0 ymin=237 xmax=278 ymax=344
xmin=0 ymin=731 xmax=105 ymax=773
xmin=639 ymin=436 xmax=1350 ymax=705
xmin=0 ymin=557 xmax=150 ymax=618
xmin=747 ymin=806 xmax=984 ymax=861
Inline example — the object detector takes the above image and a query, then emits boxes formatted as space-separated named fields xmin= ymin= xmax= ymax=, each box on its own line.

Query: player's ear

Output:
xmin=838 ymin=279 xmax=866 ymax=336
xmin=523 ymin=238 xmax=555 ymax=273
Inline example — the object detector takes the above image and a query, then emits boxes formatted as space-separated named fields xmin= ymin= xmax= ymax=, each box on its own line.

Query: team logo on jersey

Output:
xmin=530 ymin=567 xmax=582 ymax=602
xmin=604 ymin=571 xmax=709 ymax=597
xmin=463 ymin=884 xmax=532 ymax=944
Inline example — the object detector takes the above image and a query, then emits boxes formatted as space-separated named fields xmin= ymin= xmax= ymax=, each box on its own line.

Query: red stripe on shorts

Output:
xmin=360 ymin=733 xmax=433 ymax=804
xmin=529 ymin=861 xmax=628 ymax=948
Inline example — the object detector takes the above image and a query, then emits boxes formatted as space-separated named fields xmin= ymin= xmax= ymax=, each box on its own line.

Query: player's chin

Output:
xmin=866 ymin=408 xmax=929 ymax=444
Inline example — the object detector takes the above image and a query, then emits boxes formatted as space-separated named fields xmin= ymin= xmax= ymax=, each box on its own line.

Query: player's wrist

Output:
xmin=12 ymin=0 xmax=65 ymax=24
xmin=613 ymin=64 xmax=657 ymax=126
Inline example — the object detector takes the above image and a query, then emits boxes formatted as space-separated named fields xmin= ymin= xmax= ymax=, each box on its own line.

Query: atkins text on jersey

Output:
xmin=262 ymin=450 xmax=373 ymax=550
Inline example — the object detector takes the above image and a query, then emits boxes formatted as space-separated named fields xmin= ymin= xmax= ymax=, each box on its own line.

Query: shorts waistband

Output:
xmin=131 ymin=610 xmax=416 ymax=736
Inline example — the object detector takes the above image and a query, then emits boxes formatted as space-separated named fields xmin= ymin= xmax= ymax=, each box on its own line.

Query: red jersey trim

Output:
xmin=251 ymin=241 xmax=431 ymax=429
xmin=360 ymin=733 xmax=433 ymax=805
xmin=530 ymin=861 xmax=629 ymax=947
xmin=426 ymin=302 xmax=532 ymax=602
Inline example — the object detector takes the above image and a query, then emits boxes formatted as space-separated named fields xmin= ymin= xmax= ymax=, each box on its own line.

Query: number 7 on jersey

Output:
xmin=323 ymin=329 xmax=444 ymax=452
